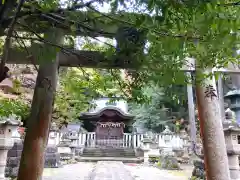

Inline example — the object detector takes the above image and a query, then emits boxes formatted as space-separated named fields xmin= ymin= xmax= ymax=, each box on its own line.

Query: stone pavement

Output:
xmin=43 ymin=162 xmax=95 ymax=180
xmin=125 ymin=164 xmax=190 ymax=180
xmin=88 ymin=161 xmax=133 ymax=180
xmin=43 ymin=161 xmax=191 ymax=180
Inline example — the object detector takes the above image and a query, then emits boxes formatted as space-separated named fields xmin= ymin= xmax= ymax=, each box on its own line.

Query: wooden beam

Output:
xmin=6 ymin=46 xmax=134 ymax=68
xmin=6 ymin=47 xmax=240 ymax=73
xmin=217 ymin=74 xmax=225 ymax=121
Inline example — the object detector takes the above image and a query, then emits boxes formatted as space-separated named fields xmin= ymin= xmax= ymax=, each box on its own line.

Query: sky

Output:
xmin=74 ymin=0 xmax=149 ymax=50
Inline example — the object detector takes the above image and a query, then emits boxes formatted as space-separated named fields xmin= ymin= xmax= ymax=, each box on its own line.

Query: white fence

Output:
xmin=13 ymin=129 xmax=186 ymax=150
xmin=69 ymin=132 xmax=185 ymax=149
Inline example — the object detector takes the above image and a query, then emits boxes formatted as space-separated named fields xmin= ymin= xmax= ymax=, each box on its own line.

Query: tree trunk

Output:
xmin=195 ymin=68 xmax=230 ymax=180
xmin=17 ymin=56 xmax=59 ymax=180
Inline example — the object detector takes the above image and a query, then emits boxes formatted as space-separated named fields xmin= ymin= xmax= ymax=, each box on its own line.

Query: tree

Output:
xmin=129 ymin=84 xmax=188 ymax=132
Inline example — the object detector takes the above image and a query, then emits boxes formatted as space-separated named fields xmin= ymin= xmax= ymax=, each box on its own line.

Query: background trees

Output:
xmin=129 ymin=84 xmax=188 ymax=132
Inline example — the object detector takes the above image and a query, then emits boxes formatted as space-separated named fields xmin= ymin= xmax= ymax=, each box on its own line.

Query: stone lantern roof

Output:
xmin=224 ymin=89 xmax=240 ymax=98
xmin=161 ymin=126 xmax=174 ymax=135
xmin=0 ymin=78 xmax=13 ymax=89
xmin=50 ymin=122 xmax=59 ymax=131
xmin=223 ymin=123 xmax=240 ymax=133
xmin=225 ymin=108 xmax=236 ymax=120
xmin=0 ymin=114 xmax=22 ymax=126
xmin=0 ymin=78 xmax=13 ymax=94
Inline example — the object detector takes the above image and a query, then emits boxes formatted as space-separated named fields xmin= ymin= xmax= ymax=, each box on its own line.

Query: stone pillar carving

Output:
xmin=0 ymin=114 xmax=21 ymax=180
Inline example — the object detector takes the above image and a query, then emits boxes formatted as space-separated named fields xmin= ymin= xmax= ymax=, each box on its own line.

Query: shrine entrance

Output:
xmin=80 ymin=106 xmax=134 ymax=148
xmin=95 ymin=122 xmax=125 ymax=147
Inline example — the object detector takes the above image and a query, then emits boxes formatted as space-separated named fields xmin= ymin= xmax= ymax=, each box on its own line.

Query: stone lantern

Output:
xmin=179 ymin=128 xmax=191 ymax=163
xmin=224 ymin=89 xmax=240 ymax=125
xmin=57 ymin=133 xmax=72 ymax=161
xmin=0 ymin=114 xmax=21 ymax=180
xmin=48 ymin=122 xmax=59 ymax=146
xmin=223 ymin=123 xmax=240 ymax=179
xmin=159 ymin=126 xmax=174 ymax=156
xmin=141 ymin=137 xmax=153 ymax=164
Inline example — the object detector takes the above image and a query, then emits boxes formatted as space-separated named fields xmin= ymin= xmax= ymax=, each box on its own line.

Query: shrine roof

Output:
xmin=79 ymin=106 xmax=134 ymax=120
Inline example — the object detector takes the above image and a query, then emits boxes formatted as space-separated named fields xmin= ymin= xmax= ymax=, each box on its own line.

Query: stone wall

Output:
xmin=5 ymin=140 xmax=60 ymax=178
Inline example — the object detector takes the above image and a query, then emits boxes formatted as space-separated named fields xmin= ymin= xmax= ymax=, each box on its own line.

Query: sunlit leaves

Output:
xmin=0 ymin=98 xmax=30 ymax=121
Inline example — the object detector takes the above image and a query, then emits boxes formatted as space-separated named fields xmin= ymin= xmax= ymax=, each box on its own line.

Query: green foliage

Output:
xmin=1 ymin=0 xmax=238 ymax=103
xmin=148 ymin=155 xmax=159 ymax=163
xmin=0 ymin=0 xmax=239 ymax=125
xmin=54 ymin=67 xmax=125 ymax=125
xmin=0 ymin=98 xmax=30 ymax=120
xmin=129 ymin=84 xmax=188 ymax=132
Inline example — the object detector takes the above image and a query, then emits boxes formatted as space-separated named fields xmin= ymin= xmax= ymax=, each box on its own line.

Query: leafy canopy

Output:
xmin=0 ymin=0 xmax=239 ymax=104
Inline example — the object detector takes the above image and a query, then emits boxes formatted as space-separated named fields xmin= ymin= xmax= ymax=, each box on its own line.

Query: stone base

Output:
xmin=158 ymin=155 xmax=181 ymax=170
xmin=191 ymin=159 xmax=206 ymax=180
xmin=5 ymin=141 xmax=61 ymax=178
xmin=230 ymin=169 xmax=240 ymax=179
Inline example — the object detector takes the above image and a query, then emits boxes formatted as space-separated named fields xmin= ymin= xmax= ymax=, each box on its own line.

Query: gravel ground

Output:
xmin=42 ymin=162 xmax=192 ymax=180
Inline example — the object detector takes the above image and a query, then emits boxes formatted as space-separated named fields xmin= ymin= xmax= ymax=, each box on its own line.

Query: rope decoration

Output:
xmin=97 ymin=122 xmax=125 ymax=128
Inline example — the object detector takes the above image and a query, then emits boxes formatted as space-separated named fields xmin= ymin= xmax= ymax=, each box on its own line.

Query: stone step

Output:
xmin=81 ymin=154 xmax=136 ymax=158
xmin=83 ymin=148 xmax=135 ymax=153
xmin=77 ymin=157 xmax=143 ymax=163
xmin=82 ymin=151 xmax=135 ymax=155
xmin=82 ymin=148 xmax=136 ymax=158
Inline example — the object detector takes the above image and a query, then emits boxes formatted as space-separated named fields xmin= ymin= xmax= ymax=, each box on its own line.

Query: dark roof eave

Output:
xmin=80 ymin=114 xmax=135 ymax=120
xmin=79 ymin=107 xmax=135 ymax=120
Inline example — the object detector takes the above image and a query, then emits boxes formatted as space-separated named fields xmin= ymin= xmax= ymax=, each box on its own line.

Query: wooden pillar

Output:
xmin=195 ymin=68 xmax=230 ymax=180
xmin=217 ymin=74 xmax=225 ymax=121
xmin=186 ymin=72 xmax=197 ymax=151
xmin=17 ymin=32 xmax=62 ymax=180
xmin=17 ymin=57 xmax=59 ymax=180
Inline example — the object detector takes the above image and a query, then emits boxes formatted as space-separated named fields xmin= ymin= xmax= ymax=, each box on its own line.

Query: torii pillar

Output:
xmin=17 ymin=31 xmax=63 ymax=180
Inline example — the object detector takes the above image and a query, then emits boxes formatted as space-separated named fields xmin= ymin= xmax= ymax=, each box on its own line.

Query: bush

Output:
xmin=148 ymin=156 xmax=159 ymax=163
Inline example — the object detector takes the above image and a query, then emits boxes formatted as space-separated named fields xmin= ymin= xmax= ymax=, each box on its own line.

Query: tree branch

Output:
xmin=13 ymin=23 xmax=97 ymax=82
xmin=0 ymin=0 xmax=25 ymax=79
xmin=218 ymin=1 xmax=240 ymax=6
xmin=22 ymin=0 xmax=98 ymax=14
xmin=13 ymin=30 xmax=39 ymax=72
xmin=87 ymin=6 xmax=203 ymax=41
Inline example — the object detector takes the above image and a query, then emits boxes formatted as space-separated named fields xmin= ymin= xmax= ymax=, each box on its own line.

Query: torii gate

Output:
xmin=3 ymin=10 xmax=240 ymax=180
